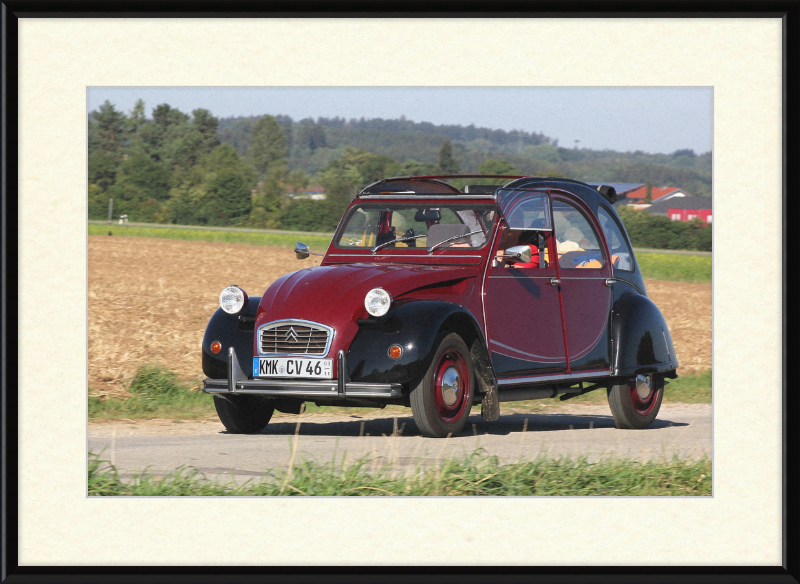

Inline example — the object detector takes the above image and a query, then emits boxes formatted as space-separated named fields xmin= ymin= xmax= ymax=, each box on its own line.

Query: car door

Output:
xmin=484 ymin=194 xmax=567 ymax=376
xmin=551 ymin=196 xmax=612 ymax=372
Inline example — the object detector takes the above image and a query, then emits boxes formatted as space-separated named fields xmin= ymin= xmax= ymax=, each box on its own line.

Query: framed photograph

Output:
xmin=3 ymin=3 xmax=795 ymax=582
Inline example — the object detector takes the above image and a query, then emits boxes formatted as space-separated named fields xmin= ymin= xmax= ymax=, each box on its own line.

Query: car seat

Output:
xmin=426 ymin=224 xmax=469 ymax=249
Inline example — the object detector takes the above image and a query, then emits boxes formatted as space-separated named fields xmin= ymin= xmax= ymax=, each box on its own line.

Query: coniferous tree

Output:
xmin=126 ymin=99 xmax=147 ymax=137
xmin=89 ymin=101 xmax=126 ymax=158
xmin=437 ymin=138 xmax=460 ymax=174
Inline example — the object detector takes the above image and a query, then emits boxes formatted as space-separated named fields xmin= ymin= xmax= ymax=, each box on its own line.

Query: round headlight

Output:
xmin=219 ymin=285 xmax=248 ymax=315
xmin=364 ymin=288 xmax=392 ymax=317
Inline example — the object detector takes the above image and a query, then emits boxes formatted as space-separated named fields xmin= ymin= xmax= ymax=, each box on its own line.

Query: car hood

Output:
xmin=256 ymin=263 xmax=478 ymax=325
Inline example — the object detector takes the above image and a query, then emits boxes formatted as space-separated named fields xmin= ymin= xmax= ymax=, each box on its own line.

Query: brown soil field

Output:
xmin=88 ymin=236 xmax=711 ymax=398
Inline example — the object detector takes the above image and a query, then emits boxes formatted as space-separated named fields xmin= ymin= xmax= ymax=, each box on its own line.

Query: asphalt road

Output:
xmin=88 ymin=403 xmax=711 ymax=484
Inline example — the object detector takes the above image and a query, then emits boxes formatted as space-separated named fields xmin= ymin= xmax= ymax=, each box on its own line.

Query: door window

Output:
xmin=493 ymin=194 xmax=553 ymax=270
xmin=552 ymin=200 xmax=605 ymax=269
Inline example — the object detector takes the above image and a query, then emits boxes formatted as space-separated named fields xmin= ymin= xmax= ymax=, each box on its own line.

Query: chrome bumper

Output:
xmin=202 ymin=347 xmax=403 ymax=400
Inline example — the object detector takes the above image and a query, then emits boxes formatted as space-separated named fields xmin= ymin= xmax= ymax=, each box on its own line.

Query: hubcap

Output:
xmin=441 ymin=366 xmax=461 ymax=406
xmin=635 ymin=374 xmax=652 ymax=400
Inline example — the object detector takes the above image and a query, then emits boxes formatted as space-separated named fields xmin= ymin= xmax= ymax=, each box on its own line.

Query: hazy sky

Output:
xmin=88 ymin=87 xmax=712 ymax=155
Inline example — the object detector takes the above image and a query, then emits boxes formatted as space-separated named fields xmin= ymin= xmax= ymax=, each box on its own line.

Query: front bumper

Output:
xmin=202 ymin=347 xmax=403 ymax=400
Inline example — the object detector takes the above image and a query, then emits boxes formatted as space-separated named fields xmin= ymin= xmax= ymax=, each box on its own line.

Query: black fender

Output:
xmin=201 ymin=297 xmax=261 ymax=379
xmin=611 ymin=292 xmax=679 ymax=376
xmin=347 ymin=299 xmax=495 ymax=393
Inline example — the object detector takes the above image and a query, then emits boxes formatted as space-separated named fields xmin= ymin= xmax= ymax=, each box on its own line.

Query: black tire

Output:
xmin=213 ymin=394 xmax=275 ymax=434
xmin=410 ymin=333 xmax=475 ymax=438
xmin=607 ymin=373 xmax=664 ymax=429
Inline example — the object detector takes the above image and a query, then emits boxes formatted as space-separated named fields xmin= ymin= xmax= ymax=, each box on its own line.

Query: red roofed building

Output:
xmin=645 ymin=194 xmax=712 ymax=223
xmin=623 ymin=185 xmax=691 ymax=205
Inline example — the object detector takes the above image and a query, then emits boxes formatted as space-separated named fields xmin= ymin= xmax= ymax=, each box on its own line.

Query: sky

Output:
xmin=88 ymin=87 xmax=712 ymax=155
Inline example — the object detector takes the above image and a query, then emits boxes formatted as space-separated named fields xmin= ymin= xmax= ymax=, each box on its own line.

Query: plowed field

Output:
xmin=88 ymin=236 xmax=711 ymax=398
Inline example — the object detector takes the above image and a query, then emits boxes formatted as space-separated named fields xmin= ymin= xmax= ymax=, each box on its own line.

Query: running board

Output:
xmin=497 ymin=370 xmax=611 ymax=387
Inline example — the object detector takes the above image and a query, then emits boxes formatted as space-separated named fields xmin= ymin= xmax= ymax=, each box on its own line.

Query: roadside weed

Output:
xmin=88 ymin=450 xmax=712 ymax=497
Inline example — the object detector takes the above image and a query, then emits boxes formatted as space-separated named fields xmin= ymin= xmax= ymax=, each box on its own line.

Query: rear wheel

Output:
xmin=213 ymin=394 xmax=275 ymax=433
xmin=410 ymin=333 xmax=475 ymax=438
xmin=607 ymin=373 xmax=664 ymax=429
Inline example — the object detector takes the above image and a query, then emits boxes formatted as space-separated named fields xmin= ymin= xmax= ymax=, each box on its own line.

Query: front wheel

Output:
xmin=213 ymin=394 xmax=275 ymax=433
xmin=607 ymin=373 xmax=664 ymax=429
xmin=410 ymin=333 xmax=475 ymax=438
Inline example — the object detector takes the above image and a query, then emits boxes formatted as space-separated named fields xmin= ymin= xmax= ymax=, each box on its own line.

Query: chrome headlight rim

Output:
xmin=219 ymin=285 xmax=249 ymax=315
xmin=364 ymin=287 xmax=392 ymax=317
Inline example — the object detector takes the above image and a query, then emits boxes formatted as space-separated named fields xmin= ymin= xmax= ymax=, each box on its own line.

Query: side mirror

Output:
xmin=503 ymin=245 xmax=532 ymax=264
xmin=294 ymin=242 xmax=310 ymax=260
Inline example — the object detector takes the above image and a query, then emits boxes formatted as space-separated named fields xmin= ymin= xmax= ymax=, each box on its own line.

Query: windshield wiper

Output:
xmin=427 ymin=230 xmax=485 ymax=255
xmin=371 ymin=234 xmax=428 ymax=254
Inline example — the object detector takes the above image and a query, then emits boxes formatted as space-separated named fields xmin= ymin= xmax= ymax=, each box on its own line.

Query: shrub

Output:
xmin=616 ymin=206 xmax=711 ymax=251
xmin=279 ymin=199 xmax=342 ymax=232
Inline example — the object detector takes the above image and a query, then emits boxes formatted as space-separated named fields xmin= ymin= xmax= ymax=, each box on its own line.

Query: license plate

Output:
xmin=253 ymin=357 xmax=333 ymax=379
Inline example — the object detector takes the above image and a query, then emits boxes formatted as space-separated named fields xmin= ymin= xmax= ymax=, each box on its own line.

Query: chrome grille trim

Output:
xmin=257 ymin=319 xmax=334 ymax=357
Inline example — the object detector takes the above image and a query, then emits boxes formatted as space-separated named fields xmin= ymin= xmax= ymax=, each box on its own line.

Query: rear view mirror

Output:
xmin=294 ymin=242 xmax=310 ymax=260
xmin=503 ymin=245 xmax=532 ymax=264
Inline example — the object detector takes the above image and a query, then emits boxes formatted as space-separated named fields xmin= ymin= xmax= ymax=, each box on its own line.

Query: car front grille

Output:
xmin=259 ymin=322 xmax=332 ymax=356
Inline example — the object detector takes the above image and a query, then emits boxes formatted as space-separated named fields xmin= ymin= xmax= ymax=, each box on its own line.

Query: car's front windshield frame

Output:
xmin=332 ymin=202 xmax=499 ymax=253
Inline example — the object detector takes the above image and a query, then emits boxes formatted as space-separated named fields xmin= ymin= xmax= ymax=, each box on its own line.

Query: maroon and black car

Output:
xmin=202 ymin=176 xmax=679 ymax=438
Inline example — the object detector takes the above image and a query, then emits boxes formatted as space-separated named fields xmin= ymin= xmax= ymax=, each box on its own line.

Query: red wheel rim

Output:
xmin=629 ymin=375 xmax=659 ymax=416
xmin=432 ymin=349 xmax=470 ymax=423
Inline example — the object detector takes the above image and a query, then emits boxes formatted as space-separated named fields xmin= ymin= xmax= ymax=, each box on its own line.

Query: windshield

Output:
xmin=334 ymin=204 xmax=498 ymax=251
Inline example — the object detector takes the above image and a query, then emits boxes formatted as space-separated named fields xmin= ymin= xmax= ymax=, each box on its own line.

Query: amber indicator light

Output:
xmin=210 ymin=341 xmax=222 ymax=354
xmin=388 ymin=345 xmax=403 ymax=359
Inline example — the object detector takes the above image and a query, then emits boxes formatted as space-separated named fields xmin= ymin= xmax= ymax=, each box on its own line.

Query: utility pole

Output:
xmin=108 ymin=198 xmax=113 ymax=223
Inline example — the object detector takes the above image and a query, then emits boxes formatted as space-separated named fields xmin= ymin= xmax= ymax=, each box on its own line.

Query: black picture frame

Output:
xmin=1 ymin=1 xmax=796 ymax=582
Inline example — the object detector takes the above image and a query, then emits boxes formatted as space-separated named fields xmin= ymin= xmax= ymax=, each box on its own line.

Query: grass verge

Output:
xmin=89 ymin=223 xmax=332 ymax=251
xmin=89 ymin=364 xmax=215 ymax=420
xmin=88 ymin=450 xmax=711 ymax=496
xmin=636 ymin=252 xmax=711 ymax=283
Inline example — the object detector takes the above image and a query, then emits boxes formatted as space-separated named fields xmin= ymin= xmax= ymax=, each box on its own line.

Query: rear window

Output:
xmin=597 ymin=207 xmax=634 ymax=271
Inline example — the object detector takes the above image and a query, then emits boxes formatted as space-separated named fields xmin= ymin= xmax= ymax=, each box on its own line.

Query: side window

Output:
xmin=597 ymin=207 xmax=634 ymax=271
xmin=552 ymin=200 xmax=605 ymax=269
xmin=492 ymin=195 xmax=553 ymax=270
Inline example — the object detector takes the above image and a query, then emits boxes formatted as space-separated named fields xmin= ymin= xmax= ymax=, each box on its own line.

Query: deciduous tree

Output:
xmin=249 ymin=115 xmax=288 ymax=176
xmin=478 ymin=159 xmax=520 ymax=176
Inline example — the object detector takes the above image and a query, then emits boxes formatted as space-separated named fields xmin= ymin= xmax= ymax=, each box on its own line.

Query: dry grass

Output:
xmin=88 ymin=235 xmax=315 ymax=397
xmin=88 ymin=235 xmax=711 ymax=397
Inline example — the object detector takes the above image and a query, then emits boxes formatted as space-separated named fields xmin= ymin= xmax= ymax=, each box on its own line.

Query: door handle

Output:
xmin=604 ymin=279 xmax=615 ymax=287
xmin=550 ymin=278 xmax=560 ymax=287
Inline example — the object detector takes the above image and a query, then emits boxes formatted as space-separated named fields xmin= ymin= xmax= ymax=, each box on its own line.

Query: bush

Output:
xmin=616 ymin=206 xmax=711 ymax=251
xmin=279 ymin=199 xmax=341 ymax=232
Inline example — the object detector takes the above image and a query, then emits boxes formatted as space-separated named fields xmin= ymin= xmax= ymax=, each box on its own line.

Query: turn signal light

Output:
xmin=210 ymin=341 xmax=222 ymax=354
xmin=388 ymin=345 xmax=403 ymax=359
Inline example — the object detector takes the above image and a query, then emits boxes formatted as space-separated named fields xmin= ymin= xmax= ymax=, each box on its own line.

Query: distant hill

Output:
xmin=218 ymin=115 xmax=712 ymax=197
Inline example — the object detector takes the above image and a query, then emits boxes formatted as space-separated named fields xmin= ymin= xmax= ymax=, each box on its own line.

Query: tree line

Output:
xmin=88 ymin=101 xmax=712 ymax=241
